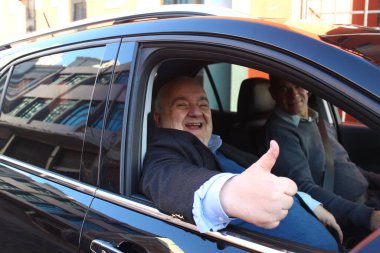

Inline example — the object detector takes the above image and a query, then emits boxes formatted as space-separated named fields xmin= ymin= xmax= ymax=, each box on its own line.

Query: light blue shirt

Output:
xmin=274 ymin=107 xmax=319 ymax=126
xmin=192 ymin=134 xmax=321 ymax=233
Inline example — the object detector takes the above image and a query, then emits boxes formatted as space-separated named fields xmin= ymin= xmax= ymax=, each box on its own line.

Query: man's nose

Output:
xmin=288 ymin=87 xmax=298 ymax=98
xmin=188 ymin=105 xmax=202 ymax=116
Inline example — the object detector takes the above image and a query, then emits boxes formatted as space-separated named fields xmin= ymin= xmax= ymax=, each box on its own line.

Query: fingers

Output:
xmin=278 ymin=177 xmax=298 ymax=196
xmin=255 ymin=209 xmax=289 ymax=229
xmin=254 ymin=140 xmax=279 ymax=173
xmin=327 ymin=220 xmax=343 ymax=243
xmin=220 ymin=141 xmax=297 ymax=230
xmin=370 ymin=210 xmax=380 ymax=231
xmin=335 ymin=224 xmax=344 ymax=243
xmin=313 ymin=206 xmax=343 ymax=243
xmin=263 ymin=221 xmax=280 ymax=230
xmin=280 ymin=192 xmax=294 ymax=210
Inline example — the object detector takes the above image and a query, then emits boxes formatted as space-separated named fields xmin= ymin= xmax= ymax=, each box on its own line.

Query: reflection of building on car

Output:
xmin=0 ymin=49 xmax=129 ymax=192
xmin=0 ymin=165 xmax=178 ymax=252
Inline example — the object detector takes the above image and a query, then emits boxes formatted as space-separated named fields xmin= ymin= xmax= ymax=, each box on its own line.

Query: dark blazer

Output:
xmin=139 ymin=127 xmax=258 ymax=224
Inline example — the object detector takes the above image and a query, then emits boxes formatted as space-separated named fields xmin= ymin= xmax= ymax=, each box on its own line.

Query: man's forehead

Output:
xmin=168 ymin=82 xmax=206 ymax=98
xmin=276 ymin=80 xmax=297 ymax=89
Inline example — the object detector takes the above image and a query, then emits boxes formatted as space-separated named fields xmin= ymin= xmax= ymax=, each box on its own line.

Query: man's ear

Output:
xmin=153 ymin=112 xmax=161 ymax=127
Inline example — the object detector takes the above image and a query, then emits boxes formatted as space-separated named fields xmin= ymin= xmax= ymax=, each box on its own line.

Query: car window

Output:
xmin=201 ymin=63 xmax=244 ymax=112
xmin=0 ymin=46 xmax=107 ymax=181
xmin=335 ymin=106 xmax=364 ymax=126
xmin=98 ymin=42 xmax=134 ymax=193
xmin=200 ymin=63 xmax=270 ymax=112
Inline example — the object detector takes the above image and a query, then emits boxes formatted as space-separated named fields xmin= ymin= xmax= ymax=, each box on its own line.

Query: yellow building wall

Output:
xmin=250 ymin=0 xmax=293 ymax=20
xmin=86 ymin=0 xmax=138 ymax=18
xmin=0 ymin=1 xmax=25 ymax=44
xmin=33 ymin=0 xmax=162 ymax=31
xmin=35 ymin=0 xmax=71 ymax=31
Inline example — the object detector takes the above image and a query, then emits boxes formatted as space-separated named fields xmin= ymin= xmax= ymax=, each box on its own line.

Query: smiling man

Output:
xmin=153 ymin=79 xmax=213 ymax=146
xmin=263 ymin=75 xmax=380 ymax=245
xmin=140 ymin=76 xmax=340 ymax=251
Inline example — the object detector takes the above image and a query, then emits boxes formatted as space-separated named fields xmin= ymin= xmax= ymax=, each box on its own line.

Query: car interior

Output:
xmin=147 ymin=58 xmax=380 ymax=170
xmin=139 ymin=56 xmax=380 ymax=250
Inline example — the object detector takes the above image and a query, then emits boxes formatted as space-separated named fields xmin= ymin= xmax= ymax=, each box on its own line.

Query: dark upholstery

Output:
xmin=237 ymin=78 xmax=275 ymax=123
xmin=229 ymin=78 xmax=275 ymax=153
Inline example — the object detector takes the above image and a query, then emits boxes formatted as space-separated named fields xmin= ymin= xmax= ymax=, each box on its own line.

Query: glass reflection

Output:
xmin=0 ymin=47 xmax=107 ymax=181
xmin=0 ymin=163 xmax=92 ymax=252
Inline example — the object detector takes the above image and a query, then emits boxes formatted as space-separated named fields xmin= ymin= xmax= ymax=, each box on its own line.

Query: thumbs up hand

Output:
xmin=220 ymin=140 xmax=297 ymax=229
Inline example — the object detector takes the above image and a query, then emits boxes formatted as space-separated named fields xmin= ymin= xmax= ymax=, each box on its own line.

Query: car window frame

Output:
xmin=122 ymin=34 xmax=380 ymax=253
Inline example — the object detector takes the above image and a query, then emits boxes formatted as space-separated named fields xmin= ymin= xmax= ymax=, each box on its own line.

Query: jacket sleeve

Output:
xmin=139 ymin=128 xmax=220 ymax=224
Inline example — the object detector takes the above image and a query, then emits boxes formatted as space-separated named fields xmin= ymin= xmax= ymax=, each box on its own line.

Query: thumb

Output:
xmin=255 ymin=140 xmax=279 ymax=172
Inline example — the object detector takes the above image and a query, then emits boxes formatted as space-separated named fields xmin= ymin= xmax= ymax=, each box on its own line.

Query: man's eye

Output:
xmin=176 ymin=103 xmax=188 ymax=108
xmin=200 ymin=103 xmax=209 ymax=108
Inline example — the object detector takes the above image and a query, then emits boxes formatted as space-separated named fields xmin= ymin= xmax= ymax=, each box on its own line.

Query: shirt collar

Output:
xmin=208 ymin=134 xmax=222 ymax=153
xmin=274 ymin=107 xmax=319 ymax=127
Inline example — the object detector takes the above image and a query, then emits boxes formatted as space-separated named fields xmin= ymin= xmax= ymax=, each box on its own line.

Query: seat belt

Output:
xmin=316 ymin=109 xmax=335 ymax=192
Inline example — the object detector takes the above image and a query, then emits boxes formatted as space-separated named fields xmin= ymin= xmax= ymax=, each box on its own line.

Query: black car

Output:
xmin=0 ymin=6 xmax=379 ymax=253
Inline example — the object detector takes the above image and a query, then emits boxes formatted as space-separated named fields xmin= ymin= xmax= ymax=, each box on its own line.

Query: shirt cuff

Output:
xmin=297 ymin=191 xmax=322 ymax=210
xmin=193 ymin=173 xmax=236 ymax=233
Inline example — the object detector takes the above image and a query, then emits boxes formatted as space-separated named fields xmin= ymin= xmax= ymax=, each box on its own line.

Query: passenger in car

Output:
xmin=139 ymin=76 xmax=341 ymax=251
xmin=262 ymin=76 xmax=380 ymax=244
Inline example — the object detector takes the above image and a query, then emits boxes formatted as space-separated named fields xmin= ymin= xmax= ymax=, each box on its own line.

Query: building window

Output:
xmin=304 ymin=0 xmax=380 ymax=27
xmin=72 ymin=0 xmax=87 ymax=21
xmin=352 ymin=0 xmax=380 ymax=26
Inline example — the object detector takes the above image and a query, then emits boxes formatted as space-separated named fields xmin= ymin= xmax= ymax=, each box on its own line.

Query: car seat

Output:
xmin=229 ymin=77 xmax=275 ymax=154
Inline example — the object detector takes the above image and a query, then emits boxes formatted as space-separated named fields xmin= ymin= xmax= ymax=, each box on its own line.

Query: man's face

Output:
xmin=270 ymin=80 xmax=309 ymax=117
xmin=154 ymin=80 xmax=213 ymax=146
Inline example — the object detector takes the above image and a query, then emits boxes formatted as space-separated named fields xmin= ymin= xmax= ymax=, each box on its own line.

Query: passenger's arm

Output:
xmin=193 ymin=173 xmax=236 ymax=232
xmin=264 ymin=120 xmax=374 ymax=229
xmin=140 ymin=129 xmax=220 ymax=224
xmin=297 ymin=191 xmax=343 ymax=242
xmin=297 ymin=191 xmax=321 ymax=210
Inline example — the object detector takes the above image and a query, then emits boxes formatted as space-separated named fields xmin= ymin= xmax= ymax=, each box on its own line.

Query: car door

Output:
xmin=332 ymin=108 xmax=380 ymax=173
xmin=81 ymin=35 xmax=340 ymax=253
xmin=80 ymin=41 xmax=249 ymax=253
xmin=0 ymin=40 xmax=121 ymax=253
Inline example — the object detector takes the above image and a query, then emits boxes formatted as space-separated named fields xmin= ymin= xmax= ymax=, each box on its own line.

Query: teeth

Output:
xmin=186 ymin=123 xmax=202 ymax=127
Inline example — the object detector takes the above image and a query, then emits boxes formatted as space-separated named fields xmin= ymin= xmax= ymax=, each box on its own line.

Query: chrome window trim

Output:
xmin=3 ymin=38 xmax=121 ymax=68
xmin=94 ymin=188 xmax=286 ymax=253
xmin=0 ymin=154 xmax=97 ymax=196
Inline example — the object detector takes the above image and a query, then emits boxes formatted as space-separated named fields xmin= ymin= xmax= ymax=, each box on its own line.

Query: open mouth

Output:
xmin=290 ymin=99 xmax=303 ymax=107
xmin=185 ymin=122 xmax=203 ymax=129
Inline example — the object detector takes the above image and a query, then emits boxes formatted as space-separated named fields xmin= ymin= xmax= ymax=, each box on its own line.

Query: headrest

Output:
xmin=237 ymin=78 xmax=275 ymax=121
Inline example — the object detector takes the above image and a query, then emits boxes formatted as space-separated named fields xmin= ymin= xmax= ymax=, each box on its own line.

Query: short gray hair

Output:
xmin=154 ymin=76 xmax=202 ymax=112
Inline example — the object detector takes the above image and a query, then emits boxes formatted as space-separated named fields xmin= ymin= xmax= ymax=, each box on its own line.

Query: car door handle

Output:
xmin=90 ymin=239 xmax=124 ymax=253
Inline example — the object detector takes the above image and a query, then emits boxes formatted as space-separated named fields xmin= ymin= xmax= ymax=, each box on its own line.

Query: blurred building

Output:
xmin=0 ymin=0 xmax=379 ymax=45
xmin=1 ymin=0 xmax=379 ymax=44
